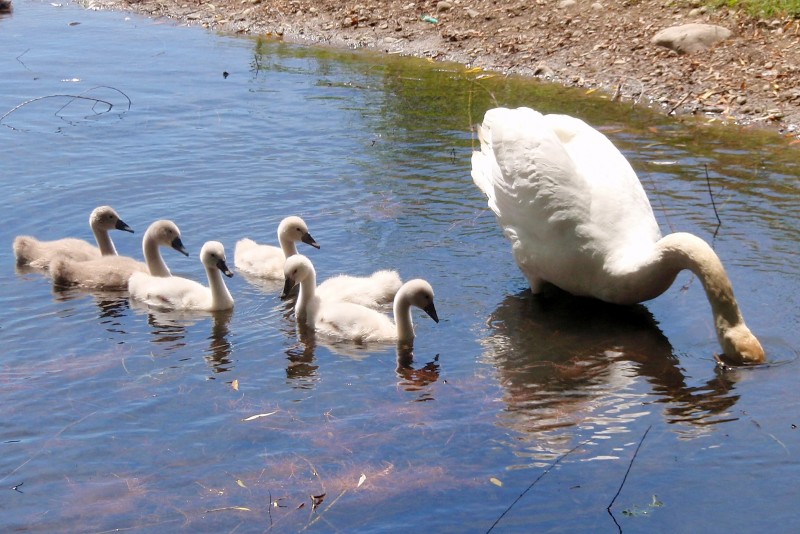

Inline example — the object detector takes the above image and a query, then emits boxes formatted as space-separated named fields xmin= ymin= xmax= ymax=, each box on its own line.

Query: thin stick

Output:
xmin=704 ymin=164 xmax=722 ymax=232
xmin=486 ymin=440 xmax=588 ymax=533
xmin=668 ymin=92 xmax=690 ymax=115
xmin=606 ymin=425 xmax=652 ymax=533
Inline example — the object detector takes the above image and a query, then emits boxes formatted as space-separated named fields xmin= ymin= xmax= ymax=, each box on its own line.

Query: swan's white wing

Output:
xmin=234 ymin=238 xmax=284 ymax=278
xmin=543 ymin=114 xmax=661 ymax=267
xmin=316 ymin=300 xmax=397 ymax=342
xmin=129 ymin=272 xmax=211 ymax=310
xmin=471 ymin=107 xmax=593 ymax=290
xmin=317 ymin=270 xmax=402 ymax=308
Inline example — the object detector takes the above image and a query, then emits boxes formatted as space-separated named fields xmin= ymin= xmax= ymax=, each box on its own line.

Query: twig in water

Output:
xmin=607 ymin=425 xmax=652 ymax=533
xmin=16 ymin=48 xmax=32 ymax=72
xmin=704 ymin=165 xmax=722 ymax=234
xmin=486 ymin=440 xmax=588 ymax=533
xmin=0 ymin=86 xmax=131 ymax=130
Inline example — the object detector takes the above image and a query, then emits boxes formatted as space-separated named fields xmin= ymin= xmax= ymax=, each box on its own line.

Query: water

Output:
xmin=2 ymin=1 xmax=799 ymax=532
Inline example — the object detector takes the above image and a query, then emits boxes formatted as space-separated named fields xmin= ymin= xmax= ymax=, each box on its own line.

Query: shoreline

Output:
xmin=81 ymin=0 xmax=800 ymax=138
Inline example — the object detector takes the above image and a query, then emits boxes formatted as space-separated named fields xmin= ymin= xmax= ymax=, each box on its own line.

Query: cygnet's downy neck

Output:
xmin=92 ymin=223 xmax=119 ymax=256
xmin=294 ymin=268 xmax=318 ymax=326
xmin=280 ymin=237 xmax=299 ymax=259
xmin=393 ymin=286 xmax=419 ymax=344
xmin=143 ymin=229 xmax=171 ymax=277
xmin=207 ymin=260 xmax=234 ymax=310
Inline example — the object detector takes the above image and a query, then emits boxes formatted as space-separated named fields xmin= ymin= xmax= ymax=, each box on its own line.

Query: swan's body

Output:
xmin=281 ymin=254 xmax=438 ymax=344
xmin=13 ymin=205 xmax=134 ymax=269
xmin=317 ymin=269 xmax=403 ymax=308
xmin=471 ymin=106 xmax=764 ymax=364
xmin=234 ymin=216 xmax=319 ymax=279
xmin=129 ymin=241 xmax=234 ymax=311
xmin=49 ymin=220 xmax=188 ymax=290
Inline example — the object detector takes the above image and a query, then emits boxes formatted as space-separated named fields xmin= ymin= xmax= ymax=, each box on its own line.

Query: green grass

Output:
xmin=709 ymin=0 xmax=800 ymax=18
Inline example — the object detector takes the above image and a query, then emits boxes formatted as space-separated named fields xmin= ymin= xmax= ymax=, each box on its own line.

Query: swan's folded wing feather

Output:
xmin=234 ymin=238 xmax=283 ymax=278
xmin=317 ymin=270 xmax=402 ymax=308
xmin=543 ymin=113 xmax=662 ymax=261
xmin=15 ymin=236 xmax=101 ymax=269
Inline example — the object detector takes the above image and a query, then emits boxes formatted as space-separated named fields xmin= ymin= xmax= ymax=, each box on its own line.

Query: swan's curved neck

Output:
xmin=295 ymin=268 xmax=318 ymax=327
xmin=616 ymin=231 xmax=762 ymax=363
xmin=143 ymin=231 xmax=170 ymax=277
xmin=207 ymin=267 xmax=234 ymax=311
xmin=92 ymin=224 xmax=117 ymax=256
xmin=393 ymin=289 xmax=415 ymax=343
xmin=654 ymin=233 xmax=745 ymax=329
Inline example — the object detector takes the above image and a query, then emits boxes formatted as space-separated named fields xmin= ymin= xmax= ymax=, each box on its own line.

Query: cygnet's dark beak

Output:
xmin=423 ymin=302 xmax=439 ymax=323
xmin=302 ymin=232 xmax=320 ymax=250
xmin=116 ymin=219 xmax=135 ymax=233
xmin=217 ymin=259 xmax=234 ymax=278
xmin=172 ymin=237 xmax=189 ymax=256
xmin=280 ymin=277 xmax=297 ymax=300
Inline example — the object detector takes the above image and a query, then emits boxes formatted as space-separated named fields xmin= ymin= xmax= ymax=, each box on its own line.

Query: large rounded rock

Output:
xmin=652 ymin=23 xmax=732 ymax=54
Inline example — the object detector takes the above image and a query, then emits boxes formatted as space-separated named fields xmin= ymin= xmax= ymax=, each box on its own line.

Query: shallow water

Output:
xmin=1 ymin=1 xmax=799 ymax=532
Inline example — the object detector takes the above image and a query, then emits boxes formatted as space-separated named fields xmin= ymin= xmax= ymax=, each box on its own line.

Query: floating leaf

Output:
xmin=205 ymin=506 xmax=251 ymax=513
xmin=232 ymin=379 xmax=239 ymax=391
xmin=357 ymin=473 xmax=366 ymax=487
xmin=585 ymin=88 xmax=598 ymax=95
xmin=465 ymin=66 xmax=483 ymax=74
xmin=242 ymin=410 xmax=278 ymax=421
xmin=236 ymin=479 xmax=247 ymax=489
xmin=489 ymin=477 xmax=502 ymax=487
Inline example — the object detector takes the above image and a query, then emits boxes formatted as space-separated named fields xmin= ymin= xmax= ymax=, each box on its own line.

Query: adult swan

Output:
xmin=470 ymin=106 xmax=764 ymax=365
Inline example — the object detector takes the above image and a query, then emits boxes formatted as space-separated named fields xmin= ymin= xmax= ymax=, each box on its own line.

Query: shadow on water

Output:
xmin=482 ymin=286 xmax=742 ymax=436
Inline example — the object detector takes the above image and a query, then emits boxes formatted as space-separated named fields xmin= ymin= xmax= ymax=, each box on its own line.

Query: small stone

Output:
xmin=558 ymin=0 xmax=576 ymax=8
xmin=437 ymin=1 xmax=452 ymax=12
xmin=465 ymin=8 xmax=479 ymax=18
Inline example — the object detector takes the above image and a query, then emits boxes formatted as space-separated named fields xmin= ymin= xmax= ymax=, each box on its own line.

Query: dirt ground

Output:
xmin=80 ymin=0 xmax=800 ymax=137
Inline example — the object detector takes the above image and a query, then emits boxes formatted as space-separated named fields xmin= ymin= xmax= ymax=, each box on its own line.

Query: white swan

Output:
xmin=234 ymin=216 xmax=320 ymax=279
xmin=471 ymin=106 xmax=764 ymax=365
xmin=49 ymin=219 xmax=188 ymax=290
xmin=128 ymin=241 xmax=234 ymax=311
xmin=281 ymin=254 xmax=438 ymax=344
xmin=13 ymin=205 xmax=134 ymax=269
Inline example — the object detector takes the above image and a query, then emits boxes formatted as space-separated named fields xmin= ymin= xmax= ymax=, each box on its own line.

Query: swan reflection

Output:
xmin=288 ymin=325 xmax=441 ymax=397
xmin=132 ymin=300 xmax=234 ymax=374
xmin=483 ymin=288 xmax=741 ymax=443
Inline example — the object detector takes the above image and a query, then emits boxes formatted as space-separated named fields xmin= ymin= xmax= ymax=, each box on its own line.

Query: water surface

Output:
xmin=1 ymin=1 xmax=799 ymax=532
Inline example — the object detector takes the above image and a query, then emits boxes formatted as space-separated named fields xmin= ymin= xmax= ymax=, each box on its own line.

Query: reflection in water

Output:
xmin=51 ymin=285 xmax=131 ymax=335
xmin=482 ymin=287 xmax=741 ymax=449
xmin=205 ymin=310 xmax=234 ymax=373
xmin=287 ymin=325 xmax=442 ymax=398
xmin=396 ymin=349 xmax=440 ymax=401
xmin=285 ymin=324 xmax=320 ymax=388
xmin=134 ymin=301 xmax=235 ymax=374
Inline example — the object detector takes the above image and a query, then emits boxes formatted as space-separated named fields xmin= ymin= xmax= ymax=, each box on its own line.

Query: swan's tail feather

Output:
xmin=49 ymin=257 xmax=75 ymax=287
xmin=12 ymin=236 xmax=38 ymax=265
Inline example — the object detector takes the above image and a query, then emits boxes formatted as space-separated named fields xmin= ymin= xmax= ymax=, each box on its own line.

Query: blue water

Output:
xmin=2 ymin=1 xmax=799 ymax=532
